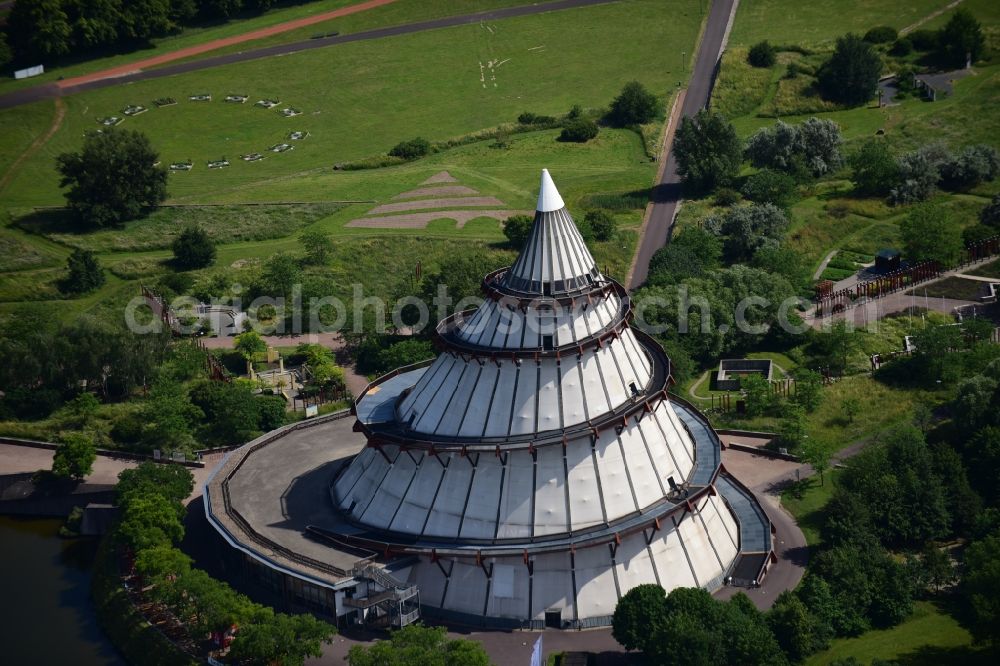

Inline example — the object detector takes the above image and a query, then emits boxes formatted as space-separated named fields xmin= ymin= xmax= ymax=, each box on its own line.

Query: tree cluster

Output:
xmin=612 ymin=586 xmax=786 ymax=666
xmin=115 ymin=462 xmax=336 ymax=665
xmin=745 ymin=118 xmax=844 ymax=180
xmin=816 ymin=33 xmax=881 ymax=106
xmin=388 ymin=137 xmax=431 ymax=159
xmin=347 ymin=624 xmax=490 ymax=666
xmin=3 ymin=0 xmax=313 ymax=65
xmin=860 ymin=142 xmax=1000 ymax=205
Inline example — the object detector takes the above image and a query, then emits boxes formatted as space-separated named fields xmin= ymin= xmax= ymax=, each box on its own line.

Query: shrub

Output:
xmin=981 ymin=193 xmax=1000 ymax=229
xmin=503 ymin=214 xmax=533 ymax=248
xmin=748 ymin=40 xmax=777 ymax=67
xmin=863 ymin=26 xmax=898 ymax=44
xmin=741 ymin=169 xmax=798 ymax=207
xmin=939 ymin=144 xmax=1000 ymax=191
xmin=608 ymin=80 xmax=658 ymax=126
xmin=889 ymin=37 xmax=912 ymax=56
xmin=517 ymin=111 xmax=557 ymax=126
xmin=908 ymin=29 xmax=939 ymax=51
xmin=388 ymin=137 xmax=431 ymax=159
xmin=62 ymin=248 xmax=105 ymax=294
xmin=558 ymin=118 xmax=599 ymax=142
xmin=714 ymin=187 xmax=741 ymax=207
xmin=171 ymin=225 xmax=216 ymax=270
xmin=849 ymin=141 xmax=898 ymax=196
xmin=583 ymin=210 xmax=616 ymax=241
xmin=745 ymin=117 xmax=843 ymax=178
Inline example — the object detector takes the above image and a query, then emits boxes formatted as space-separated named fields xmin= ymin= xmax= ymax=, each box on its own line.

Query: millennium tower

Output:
xmin=328 ymin=170 xmax=773 ymax=626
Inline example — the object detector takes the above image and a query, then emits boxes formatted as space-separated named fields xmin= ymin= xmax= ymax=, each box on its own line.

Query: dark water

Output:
xmin=0 ymin=516 xmax=124 ymax=665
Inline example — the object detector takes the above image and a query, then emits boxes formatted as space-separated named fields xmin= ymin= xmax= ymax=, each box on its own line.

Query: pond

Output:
xmin=0 ymin=516 xmax=124 ymax=665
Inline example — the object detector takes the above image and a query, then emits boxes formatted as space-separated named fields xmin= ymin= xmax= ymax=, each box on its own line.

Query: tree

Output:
xmin=608 ymin=80 xmax=658 ymax=126
xmin=118 ymin=0 xmax=173 ymax=42
xmin=347 ymin=624 xmax=489 ymax=666
xmin=801 ymin=439 xmax=831 ymax=485
xmin=674 ymin=110 xmax=742 ymax=193
xmin=742 ymin=373 xmax=775 ymax=418
xmin=938 ymin=8 xmax=984 ymax=67
xmin=189 ymin=379 xmax=262 ymax=445
xmin=62 ymin=249 xmax=105 ymax=294
xmin=502 ymin=214 xmax=533 ymax=248
xmin=200 ymin=0 xmax=244 ymax=20
xmin=420 ymin=250 xmax=510 ymax=305
xmin=612 ymin=583 xmax=668 ymax=651
xmin=6 ymin=0 xmax=72 ymax=62
xmin=230 ymin=611 xmax=337 ymax=666
xmin=117 ymin=494 xmax=185 ymax=551
xmin=963 ymin=530 xmax=1000 ymax=646
xmin=135 ymin=545 xmax=192 ymax=587
xmin=779 ymin=402 xmax=807 ymax=449
xmin=748 ymin=40 xmax=777 ymax=67
xmin=558 ymin=118 xmax=599 ymax=142
xmin=117 ymin=462 xmax=195 ymax=513
xmin=792 ymin=369 xmax=823 ymax=412
xmin=849 ymin=141 xmax=898 ymax=196
xmin=172 ymin=225 xmax=215 ymax=269
xmin=139 ymin=378 xmax=202 ymax=454
xmin=51 ymin=432 xmax=97 ymax=481
xmin=900 ymin=204 xmax=963 ymax=267
xmin=254 ymin=252 xmax=301 ymax=300
xmin=584 ymin=210 xmax=616 ymax=241
xmin=377 ymin=339 xmax=434 ymax=374
xmin=235 ymin=330 xmax=267 ymax=363
xmin=299 ymin=230 xmax=332 ymax=265
xmin=817 ymin=33 xmax=882 ymax=106
xmin=56 ymin=128 xmax=167 ymax=227
xmin=981 ymin=193 xmax=1000 ymax=229
xmin=704 ymin=203 xmax=789 ymax=263
xmin=388 ymin=137 xmax=431 ymax=159
xmin=890 ymin=144 xmax=947 ymax=205
xmin=966 ymin=427 xmax=1000 ymax=506
xmin=939 ymin=144 xmax=1000 ymax=191
xmin=741 ymin=169 xmax=798 ymax=208
xmin=768 ymin=591 xmax=822 ymax=663
xmin=842 ymin=396 xmax=861 ymax=424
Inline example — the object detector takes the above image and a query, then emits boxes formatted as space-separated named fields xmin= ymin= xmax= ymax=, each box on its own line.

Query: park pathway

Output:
xmin=627 ymin=0 xmax=739 ymax=289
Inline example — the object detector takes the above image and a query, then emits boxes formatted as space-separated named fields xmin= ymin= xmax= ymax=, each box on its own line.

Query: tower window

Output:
xmin=543 ymin=335 xmax=554 ymax=351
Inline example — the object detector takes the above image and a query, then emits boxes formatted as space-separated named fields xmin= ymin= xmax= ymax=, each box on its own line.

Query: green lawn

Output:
xmin=968 ymin=258 xmax=1000 ymax=278
xmin=0 ymin=0 xmax=533 ymax=96
xmin=0 ymin=0 xmax=702 ymax=208
xmin=729 ymin=0 xmax=953 ymax=48
xmin=781 ymin=470 xmax=840 ymax=546
xmin=806 ymin=601 xmax=979 ymax=666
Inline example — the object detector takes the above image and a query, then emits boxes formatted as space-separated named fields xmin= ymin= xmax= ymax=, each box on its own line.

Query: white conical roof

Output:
xmin=536 ymin=168 xmax=565 ymax=212
xmin=505 ymin=170 xmax=599 ymax=294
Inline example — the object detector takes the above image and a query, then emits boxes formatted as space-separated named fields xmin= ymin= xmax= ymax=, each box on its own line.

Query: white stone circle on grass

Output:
xmin=96 ymin=92 xmax=312 ymax=171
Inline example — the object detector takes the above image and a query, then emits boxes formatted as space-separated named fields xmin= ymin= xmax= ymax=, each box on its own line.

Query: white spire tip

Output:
xmin=536 ymin=168 xmax=565 ymax=213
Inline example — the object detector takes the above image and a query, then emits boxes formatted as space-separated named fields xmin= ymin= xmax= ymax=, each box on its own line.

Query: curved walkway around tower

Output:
xmin=203 ymin=397 xmax=776 ymax=628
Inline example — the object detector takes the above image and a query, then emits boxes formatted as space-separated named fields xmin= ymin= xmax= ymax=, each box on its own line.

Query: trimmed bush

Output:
xmin=388 ymin=137 xmax=431 ymax=159
xmin=889 ymin=37 xmax=912 ymax=56
xmin=558 ymin=118 xmax=599 ymax=143
xmin=863 ymin=26 xmax=898 ymax=44
xmin=748 ymin=40 xmax=777 ymax=67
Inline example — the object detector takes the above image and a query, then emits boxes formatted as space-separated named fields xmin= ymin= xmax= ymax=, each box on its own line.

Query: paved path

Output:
xmin=0 ymin=0 xmax=619 ymax=110
xmin=813 ymin=249 xmax=839 ymax=281
xmin=628 ymin=0 xmax=739 ymax=289
xmin=0 ymin=442 xmax=224 ymax=504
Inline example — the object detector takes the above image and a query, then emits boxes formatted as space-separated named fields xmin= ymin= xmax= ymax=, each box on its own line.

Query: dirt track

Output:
xmin=0 ymin=97 xmax=64 ymax=195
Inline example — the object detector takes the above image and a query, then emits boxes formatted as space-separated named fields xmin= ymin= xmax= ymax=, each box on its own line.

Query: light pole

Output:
xmin=681 ymin=51 xmax=686 ymax=72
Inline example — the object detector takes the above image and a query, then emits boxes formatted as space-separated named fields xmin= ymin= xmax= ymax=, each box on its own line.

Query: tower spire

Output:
xmin=536 ymin=168 xmax=565 ymax=212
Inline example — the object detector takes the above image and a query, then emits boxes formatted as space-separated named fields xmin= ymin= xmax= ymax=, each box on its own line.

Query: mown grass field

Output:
xmin=0 ymin=0 xmax=699 ymax=319
xmin=806 ymin=601 xmax=980 ymax=666
xmin=0 ymin=0 xmax=702 ymax=208
xmin=0 ymin=0 xmax=534 ymax=96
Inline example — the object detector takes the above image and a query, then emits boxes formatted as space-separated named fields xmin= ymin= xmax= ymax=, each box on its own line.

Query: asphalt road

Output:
xmin=0 ymin=0 xmax=618 ymax=110
xmin=628 ymin=0 xmax=737 ymax=289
